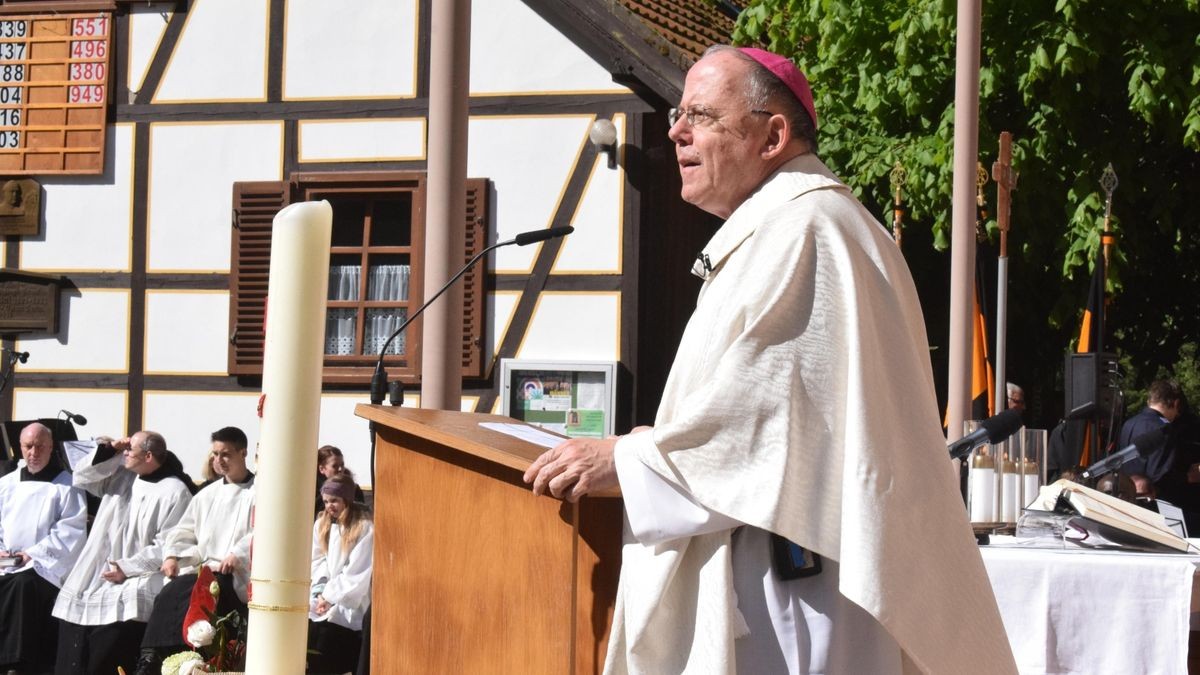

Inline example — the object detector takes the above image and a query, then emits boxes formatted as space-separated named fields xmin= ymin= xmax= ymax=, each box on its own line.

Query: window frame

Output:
xmin=228 ymin=171 xmax=488 ymax=385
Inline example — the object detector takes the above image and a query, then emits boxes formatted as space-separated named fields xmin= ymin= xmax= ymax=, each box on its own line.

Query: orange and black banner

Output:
xmin=1075 ymin=249 xmax=1106 ymax=465
xmin=971 ymin=283 xmax=995 ymax=420
xmin=945 ymin=279 xmax=995 ymax=429
xmin=1077 ymin=250 xmax=1106 ymax=354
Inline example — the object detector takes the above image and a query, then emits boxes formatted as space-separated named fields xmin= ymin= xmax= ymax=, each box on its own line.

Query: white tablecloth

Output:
xmin=981 ymin=544 xmax=1200 ymax=674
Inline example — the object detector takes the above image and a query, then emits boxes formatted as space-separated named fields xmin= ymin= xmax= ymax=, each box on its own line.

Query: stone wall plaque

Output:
xmin=0 ymin=269 xmax=61 ymax=333
xmin=0 ymin=177 xmax=40 ymax=236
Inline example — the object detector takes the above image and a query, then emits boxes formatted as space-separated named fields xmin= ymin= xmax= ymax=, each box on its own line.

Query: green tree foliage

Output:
xmin=733 ymin=0 xmax=1200 ymax=421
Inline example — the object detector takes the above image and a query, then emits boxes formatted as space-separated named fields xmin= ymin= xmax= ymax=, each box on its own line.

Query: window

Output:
xmin=229 ymin=172 xmax=488 ymax=384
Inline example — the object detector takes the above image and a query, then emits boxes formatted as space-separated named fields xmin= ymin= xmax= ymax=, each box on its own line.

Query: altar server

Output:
xmin=135 ymin=426 xmax=255 ymax=675
xmin=53 ymin=431 xmax=195 ymax=675
xmin=0 ymin=423 xmax=86 ymax=673
xmin=307 ymin=471 xmax=373 ymax=674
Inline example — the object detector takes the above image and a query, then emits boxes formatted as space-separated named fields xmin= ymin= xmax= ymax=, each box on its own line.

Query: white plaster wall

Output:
xmin=284 ymin=0 xmax=418 ymax=100
xmin=298 ymin=119 xmax=425 ymax=163
xmin=470 ymin=0 xmax=630 ymax=95
xmin=147 ymin=121 xmax=282 ymax=272
xmin=489 ymin=290 xmax=520 ymax=364
xmin=12 ymin=388 xmax=129 ymax=440
xmin=467 ymin=116 xmax=590 ymax=273
xmin=128 ymin=5 xmax=173 ymax=95
xmin=142 ymin=391 xmax=263 ymax=477
xmin=516 ymin=292 xmax=620 ymax=361
xmin=557 ymin=115 xmax=624 ymax=273
xmin=144 ymin=291 xmax=230 ymax=375
xmin=155 ymin=0 xmax=269 ymax=102
xmin=22 ymin=124 xmax=134 ymax=272
xmin=15 ymin=289 xmax=130 ymax=373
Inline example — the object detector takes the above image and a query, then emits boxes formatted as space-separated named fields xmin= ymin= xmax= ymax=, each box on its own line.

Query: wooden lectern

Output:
xmin=356 ymin=405 xmax=623 ymax=674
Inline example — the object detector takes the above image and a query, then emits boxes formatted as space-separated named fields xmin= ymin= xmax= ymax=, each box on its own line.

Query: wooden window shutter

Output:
xmin=228 ymin=181 xmax=290 ymax=375
xmin=460 ymin=178 xmax=488 ymax=378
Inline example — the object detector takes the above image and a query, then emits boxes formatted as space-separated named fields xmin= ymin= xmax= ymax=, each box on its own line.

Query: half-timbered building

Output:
xmin=0 ymin=0 xmax=738 ymax=480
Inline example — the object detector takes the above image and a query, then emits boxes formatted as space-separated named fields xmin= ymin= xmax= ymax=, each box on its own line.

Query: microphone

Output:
xmin=1080 ymin=426 xmax=1170 ymax=479
xmin=1 ymin=347 xmax=28 ymax=363
xmin=60 ymin=409 xmax=87 ymax=426
xmin=948 ymin=408 xmax=1024 ymax=460
xmin=369 ymin=226 xmax=574 ymax=405
xmin=512 ymin=226 xmax=574 ymax=247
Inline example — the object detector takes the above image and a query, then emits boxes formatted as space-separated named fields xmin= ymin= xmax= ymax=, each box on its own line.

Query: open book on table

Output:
xmin=1028 ymin=479 xmax=1191 ymax=553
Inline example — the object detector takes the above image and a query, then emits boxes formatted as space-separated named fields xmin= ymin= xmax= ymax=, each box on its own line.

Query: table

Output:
xmin=981 ymin=543 xmax=1200 ymax=674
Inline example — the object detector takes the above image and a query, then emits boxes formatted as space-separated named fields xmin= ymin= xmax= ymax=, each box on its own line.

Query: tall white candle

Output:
xmin=969 ymin=450 xmax=995 ymax=522
xmin=244 ymin=201 xmax=332 ymax=675
xmin=1000 ymin=455 xmax=1019 ymax=523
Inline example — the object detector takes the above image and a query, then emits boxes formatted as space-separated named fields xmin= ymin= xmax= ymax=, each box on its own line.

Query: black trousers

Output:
xmin=307 ymin=620 xmax=362 ymax=675
xmin=140 ymin=572 xmax=244 ymax=652
xmin=55 ymin=619 xmax=146 ymax=675
xmin=0 ymin=570 xmax=60 ymax=673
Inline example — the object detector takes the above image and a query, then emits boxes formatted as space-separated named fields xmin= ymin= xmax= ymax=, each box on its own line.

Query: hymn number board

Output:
xmin=0 ymin=13 xmax=111 ymax=175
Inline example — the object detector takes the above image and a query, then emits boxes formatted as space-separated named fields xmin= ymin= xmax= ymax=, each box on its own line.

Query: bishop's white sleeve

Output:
xmin=615 ymin=431 xmax=742 ymax=547
xmin=321 ymin=524 xmax=374 ymax=612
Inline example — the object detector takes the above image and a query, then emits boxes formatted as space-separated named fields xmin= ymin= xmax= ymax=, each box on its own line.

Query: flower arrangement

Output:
xmin=163 ymin=566 xmax=246 ymax=674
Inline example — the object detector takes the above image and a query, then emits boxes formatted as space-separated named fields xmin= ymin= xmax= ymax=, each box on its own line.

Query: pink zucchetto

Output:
xmin=737 ymin=47 xmax=818 ymax=128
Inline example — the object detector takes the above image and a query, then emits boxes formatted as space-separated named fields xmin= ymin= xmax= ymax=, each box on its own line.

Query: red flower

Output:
xmin=182 ymin=566 xmax=218 ymax=647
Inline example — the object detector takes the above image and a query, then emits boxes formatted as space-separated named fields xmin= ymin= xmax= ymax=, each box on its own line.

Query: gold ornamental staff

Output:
xmin=991 ymin=132 xmax=1017 ymax=415
xmin=889 ymin=160 xmax=906 ymax=248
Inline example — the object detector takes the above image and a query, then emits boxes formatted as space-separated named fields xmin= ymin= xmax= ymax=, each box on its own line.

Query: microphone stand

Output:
xmin=364 ymin=226 xmax=573 ymax=492
xmin=369 ymin=235 xmax=539 ymax=405
xmin=0 ymin=349 xmax=23 ymax=404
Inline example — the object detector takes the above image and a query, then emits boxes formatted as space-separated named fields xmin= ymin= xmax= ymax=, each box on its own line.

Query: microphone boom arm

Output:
xmin=369 ymin=239 xmax=505 ymax=405
xmin=368 ymin=226 xmax=573 ymax=405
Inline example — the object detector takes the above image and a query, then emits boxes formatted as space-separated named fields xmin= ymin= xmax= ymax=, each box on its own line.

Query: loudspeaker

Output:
xmin=1064 ymin=352 xmax=1118 ymax=420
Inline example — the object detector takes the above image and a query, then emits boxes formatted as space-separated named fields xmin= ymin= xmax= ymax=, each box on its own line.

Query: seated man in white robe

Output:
xmin=0 ymin=423 xmax=86 ymax=673
xmin=527 ymin=46 xmax=1017 ymax=674
xmin=52 ymin=430 xmax=196 ymax=675
xmin=136 ymin=426 xmax=255 ymax=675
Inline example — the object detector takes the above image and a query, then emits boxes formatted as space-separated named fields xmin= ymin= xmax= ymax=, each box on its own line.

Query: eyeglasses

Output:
xmin=668 ymin=105 xmax=774 ymax=129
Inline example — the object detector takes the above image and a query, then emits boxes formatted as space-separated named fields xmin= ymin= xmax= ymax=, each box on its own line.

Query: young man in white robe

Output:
xmin=134 ymin=426 xmax=255 ymax=675
xmin=52 ymin=430 xmax=195 ymax=675
xmin=0 ymin=423 xmax=87 ymax=673
xmin=526 ymin=46 xmax=1018 ymax=674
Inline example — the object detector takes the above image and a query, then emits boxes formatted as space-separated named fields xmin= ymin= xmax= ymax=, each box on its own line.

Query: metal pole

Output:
xmin=992 ymin=132 xmax=1015 ymax=415
xmin=946 ymin=0 xmax=982 ymax=441
xmin=421 ymin=0 xmax=471 ymax=410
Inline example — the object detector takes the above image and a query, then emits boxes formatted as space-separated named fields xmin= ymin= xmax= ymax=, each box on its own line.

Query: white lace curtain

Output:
xmin=326 ymin=264 xmax=410 ymax=355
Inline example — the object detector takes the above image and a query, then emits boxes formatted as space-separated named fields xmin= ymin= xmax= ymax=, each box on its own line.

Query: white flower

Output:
xmin=186 ymin=619 xmax=216 ymax=647
xmin=161 ymin=651 xmax=205 ymax=675
xmin=179 ymin=657 xmax=208 ymax=675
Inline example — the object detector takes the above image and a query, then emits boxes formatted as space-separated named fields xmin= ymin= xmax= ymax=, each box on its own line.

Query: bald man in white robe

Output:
xmin=526 ymin=46 xmax=1016 ymax=674
xmin=0 ymin=423 xmax=86 ymax=673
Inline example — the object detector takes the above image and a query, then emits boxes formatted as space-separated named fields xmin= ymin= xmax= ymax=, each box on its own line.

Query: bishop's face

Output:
xmin=668 ymin=51 xmax=776 ymax=220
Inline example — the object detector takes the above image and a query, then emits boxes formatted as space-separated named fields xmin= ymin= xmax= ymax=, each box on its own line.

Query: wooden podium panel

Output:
xmin=356 ymin=405 xmax=622 ymax=674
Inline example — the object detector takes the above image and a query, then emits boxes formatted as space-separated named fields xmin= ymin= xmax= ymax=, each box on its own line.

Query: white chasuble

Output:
xmin=605 ymin=154 xmax=1016 ymax=675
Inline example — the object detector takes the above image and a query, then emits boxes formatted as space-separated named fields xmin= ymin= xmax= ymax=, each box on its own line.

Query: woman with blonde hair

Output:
xmin=307 ymin=471 xmax=373 ymax=674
